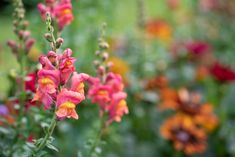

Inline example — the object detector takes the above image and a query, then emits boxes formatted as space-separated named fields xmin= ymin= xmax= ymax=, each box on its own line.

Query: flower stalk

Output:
xmin=30 ymin=113 xmax=57 ymax=157
xmin=87 ymin=114 xmax=107 ymax=157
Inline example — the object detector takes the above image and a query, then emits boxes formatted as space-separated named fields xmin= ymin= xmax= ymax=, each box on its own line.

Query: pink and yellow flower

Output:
xmin=56 ymin=89 xmax=84 ymax=120
xmin=59 ymin=48 xmax=76 ymax=84
xmin=88 ymin=76 xmax=112 ymax=110
xmin=33 ymin=69 xmax=60 ymax=109
xmin=54 ymin=0 xmax=74 ymax=30
xmin=88 ymin=72 xmax=128 ymax=124
xmin=71 ymin=72 xmax=90 ymax=94
xmin=107 ymin=92 xmax=128 ymax=124
xmin=56 ymin=72 xmax=89 ymax=120
xmin=37 ymin=0 xmax=74 ymax=31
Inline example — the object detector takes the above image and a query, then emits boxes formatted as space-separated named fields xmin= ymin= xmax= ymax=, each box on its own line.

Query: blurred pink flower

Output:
xmin=54 ymin=0 xmax=74 ymax=30
xmin=88 ymin=82 xmax=112 ymax=111
xmin=199 ymin=0 xmax=218 ymax=11
xmin=167 ymin=0 xmax=180 ymax=10
xmin=88 ymin=72 xmax=128 ymax=124
xmin=107 ymin=92 xmax=128 ymax=124
xmin=185 ymin=41 xmax=211 ymax=56
xmin=37 ymin=0 xmax=73 ymax=31
xmin=106 ymin=72 xmax=124 ymax=92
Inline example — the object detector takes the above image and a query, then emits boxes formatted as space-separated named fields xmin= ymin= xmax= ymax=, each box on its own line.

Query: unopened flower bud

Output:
xmin=25 ymin=39 xmax=35 ymax=52
xmin=97 ymin=65 xmax=105 ymax=75
xmin=99 ymin=42 xmax=109 ymax=49
xmin=7 ymin=40 xmax=17 ymax=49
xmin=7 ymin=40 xmax=18 ymax=54
xmin=47 ymin=51 xmax=57 ymax=65
xmin=23 ymin=21 xmax=29 ymax=27
xmin=93 ymin=60 xmax=100 ymax=67
xmin=18 ymin=30 xmax=24 ymax=39
xmin=9 ymin=69 xmax=17 ymax=78
xmin=22 ymin=31 xmax=31 ymax=40
xmin=102 ymin=52 xmax=109 ymax=61
xmin=95 ymin=50 xmax=100 ymax=56
xmin=44 ymin=33 xmax=53 ymax=42
xmin=56 ymin=37 xmax=64 ymax=48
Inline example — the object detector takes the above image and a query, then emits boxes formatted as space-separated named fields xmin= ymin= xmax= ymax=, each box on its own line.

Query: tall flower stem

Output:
xmin=30 ymin=113 xmax=57 ymax=156
xmin=87 ymin=115 xmax=106 ymax=157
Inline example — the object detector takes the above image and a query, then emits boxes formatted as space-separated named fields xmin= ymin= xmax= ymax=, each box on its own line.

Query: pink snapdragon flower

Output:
xmin=56 ymin=89 xmax=83 ymax=119
xmin=88 ymin=72 xmax=128 ymax=124
xmin=33 ymin=48 xmax=89 ymax=113
xmin=107 ymin=92 xmax=128 ymax=124
xmin=37 ymin=0 xmax=74 ymax=31
xmin=106 ymin=72 xmax=124 ymax=92
xmin=54 ymin=0 xmax=74 ymax=30
xmin=88 ymin=78 xmax=111 ymax=111
xmin=59 ymin=48 xmax=76 ymax=84
xmin=33 ymin=69 xmax=60 ymax=109
xmin=56 ymin=72 xmax=89 ymax=119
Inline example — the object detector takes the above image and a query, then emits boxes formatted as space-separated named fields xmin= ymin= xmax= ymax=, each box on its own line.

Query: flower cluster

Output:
xmin=88 ymin=72 xmax=128 ymax=124
xmin=38 ymin=0 xmax=74 ymax=31
xmin=170 ymin=40 xmax=235 ymax=82
xmin=159 ymin=87 xmax=218 ymax=155
xmin=33 ymin=49 xmax=89 ymax=119
xmin=87 ymin=27 xmax=128 ymax=125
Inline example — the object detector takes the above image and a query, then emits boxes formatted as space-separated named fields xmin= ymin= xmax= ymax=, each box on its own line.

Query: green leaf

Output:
xmin=46 ymin=143 xmax=59 ymax=152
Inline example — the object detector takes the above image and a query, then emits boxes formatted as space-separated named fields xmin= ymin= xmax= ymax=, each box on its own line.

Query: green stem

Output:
xmin=87 ymin=115 xmax=106 ymax=157
xmin=30 ymin=114 xmax=57 ymax=156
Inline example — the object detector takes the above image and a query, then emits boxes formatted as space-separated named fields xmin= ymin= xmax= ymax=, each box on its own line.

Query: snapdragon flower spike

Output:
xmin=37 ymin=0 xmax=74 ymax=31
xmin=59 ymin=48 xmax=76 ymax=84
xmin=88 ymin=72 xmax=128 ymax=124
xmin=56 ymin=72 xmax=89 ymax=120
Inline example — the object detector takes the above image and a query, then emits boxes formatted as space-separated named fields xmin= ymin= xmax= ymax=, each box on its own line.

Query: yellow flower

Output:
xmin=27 ymin=46 xmax=41 ymax=62
xmin=108 ymin=57 xmax=129 ymax=83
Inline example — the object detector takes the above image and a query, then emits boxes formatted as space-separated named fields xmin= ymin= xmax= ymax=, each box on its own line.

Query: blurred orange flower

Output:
xmin=145 ymin=19 xmax=172 ymax=43
xmin=159 ymin=88 xmax=218 ymax=131
xmin=161 ymin=114 xmax=207 ymax=155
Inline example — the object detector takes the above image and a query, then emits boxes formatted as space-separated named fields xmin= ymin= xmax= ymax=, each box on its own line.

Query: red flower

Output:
xmin=210 ymin=62 xmax=235 ymax=82
xmin=25 ymin=72 xmax=37 ymax=93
